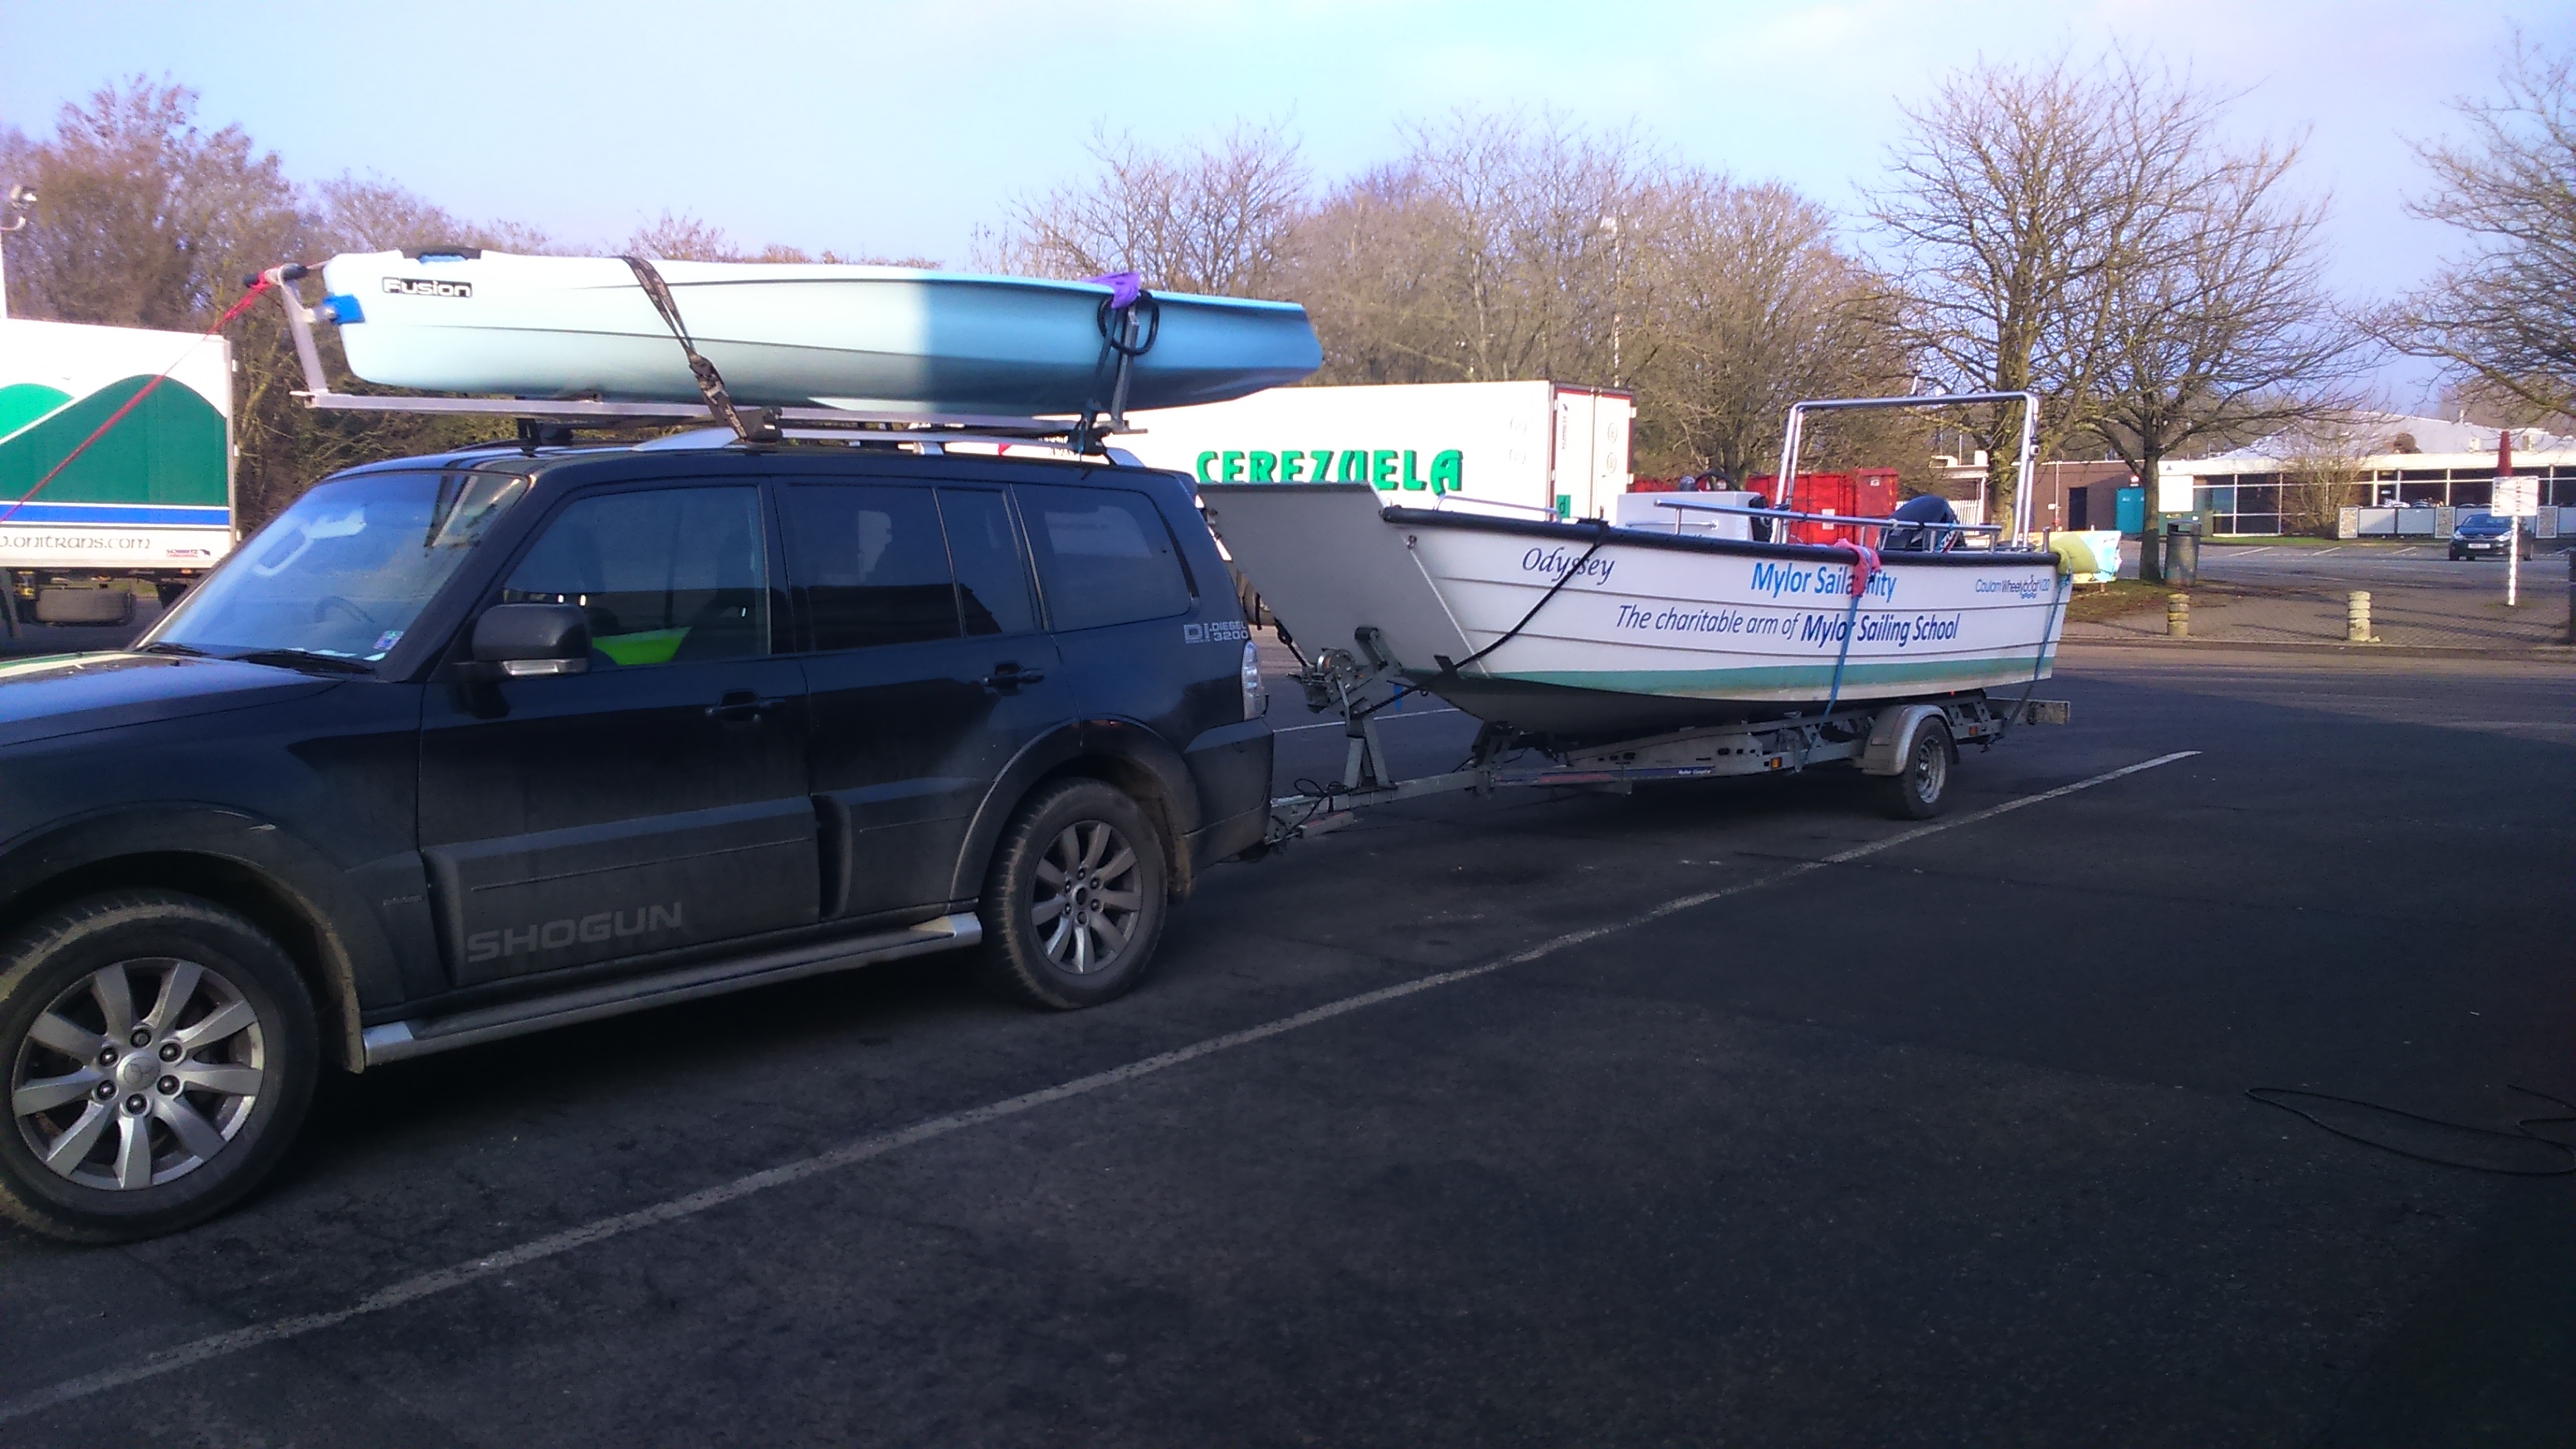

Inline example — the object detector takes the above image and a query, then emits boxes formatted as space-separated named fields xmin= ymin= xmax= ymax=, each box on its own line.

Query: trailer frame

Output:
xmin=1262 ymin=627 xmax=2068 ymax=846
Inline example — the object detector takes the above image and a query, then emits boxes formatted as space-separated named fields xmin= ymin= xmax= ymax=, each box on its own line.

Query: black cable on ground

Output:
xmin=2246 ymin=1085 xmax=2576 ymax=1176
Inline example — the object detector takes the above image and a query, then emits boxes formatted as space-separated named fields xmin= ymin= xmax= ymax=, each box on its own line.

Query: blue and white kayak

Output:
xmin=315 ymin=251 xmax=1320 ymax=417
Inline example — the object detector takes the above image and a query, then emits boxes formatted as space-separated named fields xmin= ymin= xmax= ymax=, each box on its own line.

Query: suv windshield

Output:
xmin=150 ymin=468 xmax=529 ymax=661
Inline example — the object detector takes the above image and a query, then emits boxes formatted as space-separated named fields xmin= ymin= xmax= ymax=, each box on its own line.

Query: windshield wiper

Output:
xmin=230 ymin=648 xmax=376 ymax=676
xmin=138 ymin=641 xmax=208 ymax=657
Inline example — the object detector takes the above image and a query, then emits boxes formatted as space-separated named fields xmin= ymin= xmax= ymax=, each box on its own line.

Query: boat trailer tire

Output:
xmin=0 ymin=890 xmax=319 ymax=1243
xmin=1884 ymin=716 xmax=1955 ymax=820
xmin=975 ymin=779 xmax=1169 ymax=1011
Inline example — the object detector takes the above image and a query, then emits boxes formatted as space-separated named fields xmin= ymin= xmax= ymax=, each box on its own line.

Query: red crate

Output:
xmin=1745 ymin=469 xmax=1900 ymax=544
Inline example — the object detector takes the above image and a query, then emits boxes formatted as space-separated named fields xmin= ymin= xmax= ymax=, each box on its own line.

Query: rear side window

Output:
xmin=937 ymin=488 xmax=1038 ymax=637
xmin=782 ymin=484 xmax=961 ymax=651
xmin=502 ymin=486 xmax=768 ymax=666
xmin=1017 ymin=485 xmax=1192 ymax=632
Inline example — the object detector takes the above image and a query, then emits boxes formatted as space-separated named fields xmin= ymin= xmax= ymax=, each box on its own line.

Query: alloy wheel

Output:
xmin=1030 ymin=821 xmax=1144 ymax=976
xmin=10 ymin=957 xmax=267 ymax=1191
xmin=1910 ymin=730 xmax=1950 ymax=806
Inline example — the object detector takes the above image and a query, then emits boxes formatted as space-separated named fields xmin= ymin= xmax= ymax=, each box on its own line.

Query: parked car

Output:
xmin=2448 ymin=512 xmax=2531 ymax=560
xmin=0 ymin=438 xmax=1272 ymax=1242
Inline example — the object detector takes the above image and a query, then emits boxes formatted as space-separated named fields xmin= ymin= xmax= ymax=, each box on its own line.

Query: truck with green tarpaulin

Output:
xmin=0 ymin=315 xmax=232 ymax=630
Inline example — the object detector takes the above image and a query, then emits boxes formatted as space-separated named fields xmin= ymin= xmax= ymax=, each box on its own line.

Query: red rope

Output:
xmin=0 ymin=273 xmax=275 ymax=529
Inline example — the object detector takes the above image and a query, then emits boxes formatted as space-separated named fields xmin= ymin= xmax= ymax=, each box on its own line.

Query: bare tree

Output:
xmin=1871 ymin=54 xmax=2216 ymax=527
xmin=1003 ymin=121 xmax=1308 ymax=295
xmin=1286 ymin=112 xmax=1650 ymax=390
xmin=0 ymin=81 xmax=537 ymax=524
xmin=2373 ymin=37 xmax=2576 ymax=418
xmin=2277 ymin=429 xmax=2375 ymax=536
xmin=1633 ymin=176 xmax=1910 ymax=482
xmin=2086 ymin=130 xmax=2366 ymax=572
xmin=315 ymin=173 xmax=557 ymax=256
xmin=1 ymin=78 xmax=304 ymax=330
xmin=622 ymin=208 xmax=936 ymax=268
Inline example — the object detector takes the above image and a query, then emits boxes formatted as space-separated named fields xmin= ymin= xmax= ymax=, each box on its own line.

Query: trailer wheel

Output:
xmin=1884 ymin=716 xmax=1954 ymax=820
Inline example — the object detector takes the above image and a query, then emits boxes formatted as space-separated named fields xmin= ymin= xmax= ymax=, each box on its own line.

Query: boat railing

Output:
xmin=1773 ymin=389 xmax=2042 ymax=541
xmin=1649 ymin=498 xmax=2004 ymax=547
xmin=1422 ymin=494 xmax=1568 ymax=521
xmin=252 ymin=263 xmax=1141 ymax=449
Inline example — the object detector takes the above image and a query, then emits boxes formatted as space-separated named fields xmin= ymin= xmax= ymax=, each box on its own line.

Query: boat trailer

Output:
xmin=1262 ymin=627 xmax=2071 ymax=846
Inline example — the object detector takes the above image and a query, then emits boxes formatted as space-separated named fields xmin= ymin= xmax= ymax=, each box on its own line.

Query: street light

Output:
xmin=1597 ymin=214 xmax=1624 ymax=387
xmin=0 ymin=183 xmax=35 ymax=322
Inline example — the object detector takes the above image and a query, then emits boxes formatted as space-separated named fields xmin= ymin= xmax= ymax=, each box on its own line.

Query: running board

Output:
xmin=359 ymin=913 xmax=982 ymax=1067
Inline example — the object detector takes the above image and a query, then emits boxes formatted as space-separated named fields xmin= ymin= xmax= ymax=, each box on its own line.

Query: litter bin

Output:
xmin=2163 ymin=516 xmax=2201 ymax=586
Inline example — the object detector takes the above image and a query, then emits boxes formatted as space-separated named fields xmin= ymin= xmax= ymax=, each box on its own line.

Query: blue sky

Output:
xmin=4 ymin=0 xmax=2569 ymax=406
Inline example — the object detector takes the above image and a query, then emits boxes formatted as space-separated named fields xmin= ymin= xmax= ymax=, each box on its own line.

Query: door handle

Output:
xmin=983 ymin=661 xmax=1046 ymax=694
xmin=706 ymin=690 xmax=788 ymax=724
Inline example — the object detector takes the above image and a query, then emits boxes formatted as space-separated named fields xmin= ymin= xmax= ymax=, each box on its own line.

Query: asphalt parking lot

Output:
xmin=2 ymin=643 xmax=2569 ymax=1447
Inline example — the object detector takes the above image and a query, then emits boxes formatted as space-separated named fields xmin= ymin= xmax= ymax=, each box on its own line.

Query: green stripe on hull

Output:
xmin=1481 ymin=651 xmax=2058 ymax=699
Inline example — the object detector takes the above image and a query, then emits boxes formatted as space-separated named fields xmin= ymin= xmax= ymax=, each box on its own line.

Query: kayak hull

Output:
xmin=317 ymin=252 xmax=1321 ymax=417
xmin=1199 ymin=484 xmax=2068 ymax=738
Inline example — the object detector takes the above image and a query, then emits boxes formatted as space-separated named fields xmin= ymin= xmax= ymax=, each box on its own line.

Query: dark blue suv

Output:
xmin=0 ymin=441 xmax=1271 ymax=1241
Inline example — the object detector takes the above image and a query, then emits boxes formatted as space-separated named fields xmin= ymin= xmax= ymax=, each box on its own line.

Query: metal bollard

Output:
xmin=2347 ymin=590 xmax=2374 ymax=643
xmin=2166 ymin=593 xmax=2189 ymax=638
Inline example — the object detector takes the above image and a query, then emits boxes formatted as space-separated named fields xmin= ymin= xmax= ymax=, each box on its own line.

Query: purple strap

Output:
xmin=1088 ymin=271 xmax=1144 ymax=309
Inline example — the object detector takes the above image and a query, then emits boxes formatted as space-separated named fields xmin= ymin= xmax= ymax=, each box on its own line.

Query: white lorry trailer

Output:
xmin=0 ymin=317 xmax=234 ymax=631
xmin=1119 ymin=380 xmax=1634 ymax=520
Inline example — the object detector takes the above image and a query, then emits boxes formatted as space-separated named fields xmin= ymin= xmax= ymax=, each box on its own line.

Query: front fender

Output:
xmin=0 ymin=806 xmax=420 ymax=1071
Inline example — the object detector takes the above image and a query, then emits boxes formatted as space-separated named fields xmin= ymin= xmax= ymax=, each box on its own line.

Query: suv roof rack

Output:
xmin=256 ymin=263 xmax=1144 ymax=454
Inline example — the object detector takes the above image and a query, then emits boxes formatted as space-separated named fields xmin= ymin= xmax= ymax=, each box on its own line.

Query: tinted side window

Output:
xmin=783 ymin=484 xmax=962 ymax=651
xmin=1018 ymin=485 xmax=1192 ymax=632
xmin=502 ymin=486 xmax=767 ymax=666
xmin=937 ymin=488 xmax=1037 ymax=637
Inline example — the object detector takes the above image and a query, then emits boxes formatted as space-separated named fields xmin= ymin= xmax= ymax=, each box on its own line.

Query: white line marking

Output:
xmin=0 ymin=749 xmax=2201 ymax=1424
xmin=1275 ymin=706 xmax=1461 ymax=734
xmin=2232 ymin=546 xmax=2276 ymax=557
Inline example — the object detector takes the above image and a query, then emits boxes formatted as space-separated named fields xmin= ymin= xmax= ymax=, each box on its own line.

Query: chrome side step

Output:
xmin=360 ymin=913 xmax=982 ymax=1067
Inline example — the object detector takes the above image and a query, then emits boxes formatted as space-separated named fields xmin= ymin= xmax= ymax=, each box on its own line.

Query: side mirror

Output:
xmin=473 ymin=603 xmax=591 ymax=677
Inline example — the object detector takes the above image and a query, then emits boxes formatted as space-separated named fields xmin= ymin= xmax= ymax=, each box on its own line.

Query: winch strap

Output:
xmin=619 ymin=256 xmax=768 ymax=442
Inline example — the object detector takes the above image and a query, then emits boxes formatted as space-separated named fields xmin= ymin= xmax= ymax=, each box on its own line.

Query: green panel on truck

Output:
xmin=0 ymin=374 xmax=227 ymax=505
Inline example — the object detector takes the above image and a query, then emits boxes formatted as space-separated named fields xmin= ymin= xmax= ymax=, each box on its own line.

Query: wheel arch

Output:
xmin=949 ymin=720 xmax=1205 ymax=906
xmin=0 ymin=814 xmax=377 ymax=1072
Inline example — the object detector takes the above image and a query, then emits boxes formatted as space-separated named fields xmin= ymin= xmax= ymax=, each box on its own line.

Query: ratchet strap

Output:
xmin=619 ymin=256 xmax=777 ymax=443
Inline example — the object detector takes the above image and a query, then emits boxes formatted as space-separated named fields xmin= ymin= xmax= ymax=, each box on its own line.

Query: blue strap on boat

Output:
xmin=1794 ymin=543 xmax=1878 ymax=773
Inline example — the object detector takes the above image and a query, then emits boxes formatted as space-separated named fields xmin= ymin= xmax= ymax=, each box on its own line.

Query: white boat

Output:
xmin=313 ymin=251 xmax=1320 ymax=417
xmin=1198 ymin=482 xmax=2070 ymax=738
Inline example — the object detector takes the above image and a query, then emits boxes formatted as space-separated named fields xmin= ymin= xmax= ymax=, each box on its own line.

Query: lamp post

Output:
xmin=0 ymin=183 xmax=35 ymax=320
xmin=1597 ymin=214 xmax=1624 ymax=388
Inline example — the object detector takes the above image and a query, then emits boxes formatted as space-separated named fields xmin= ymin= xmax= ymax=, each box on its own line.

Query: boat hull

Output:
xmin=1200 ymin=484 xmax=2067 ymax=737
xmin=317 ymin=251 xmax=1321 ymax=417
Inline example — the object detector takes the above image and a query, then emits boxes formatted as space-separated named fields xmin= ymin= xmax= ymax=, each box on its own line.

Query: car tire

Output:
xmin=974 ymin=779 xmax=1169 ymax=1011
xmin=1883 ymin=716 xmax=1955 ymax=821
xmin=0 ymin=890 xmax=319 ymax=1242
